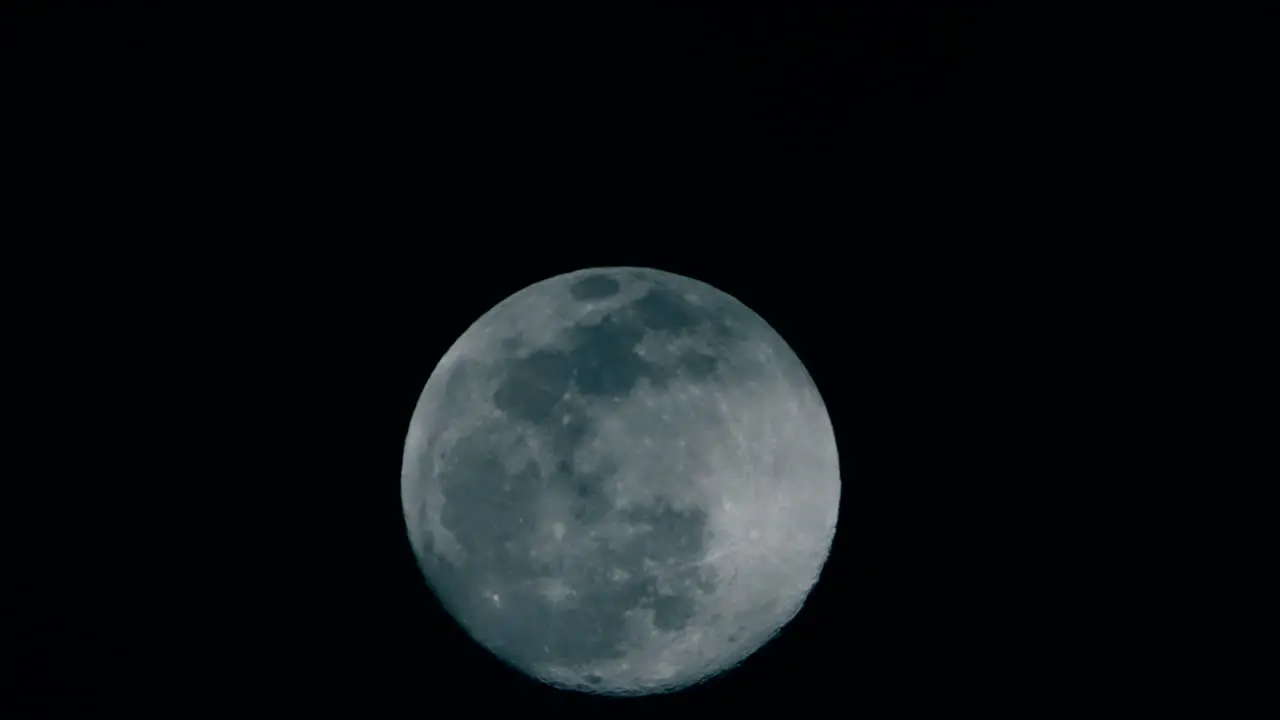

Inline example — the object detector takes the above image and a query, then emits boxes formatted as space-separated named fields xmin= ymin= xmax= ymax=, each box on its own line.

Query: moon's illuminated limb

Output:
xmin=401 ymin=267 xmax=840 ymax=695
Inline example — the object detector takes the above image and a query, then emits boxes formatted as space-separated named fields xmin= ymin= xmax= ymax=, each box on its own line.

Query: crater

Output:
xmin=678 ymin=350 xmax=720 ymax=380
xmin=650 ymin=593 xmax=699 ymax=632
xmin=629 ymin=285 xmax=704 ymax=333
xmin=569 ymin=274 xmax=621 ymax=301
xmin=551 ymin=459 xmax=616 ymax=525
xmin=491 ymin=349 xmax=573 ymax=424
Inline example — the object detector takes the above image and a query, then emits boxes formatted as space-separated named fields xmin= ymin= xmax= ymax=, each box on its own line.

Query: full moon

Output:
xmin=401 ymin=267 xmax=840 ymax=695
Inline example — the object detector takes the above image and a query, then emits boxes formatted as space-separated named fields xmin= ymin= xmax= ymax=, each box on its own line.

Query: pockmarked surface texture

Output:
xmin=401 ymin=267 xmax=840 ymax=695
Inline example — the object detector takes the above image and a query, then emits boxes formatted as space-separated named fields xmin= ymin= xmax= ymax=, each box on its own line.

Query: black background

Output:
xmin=5 ymin=1 xmax=1107 ymax=713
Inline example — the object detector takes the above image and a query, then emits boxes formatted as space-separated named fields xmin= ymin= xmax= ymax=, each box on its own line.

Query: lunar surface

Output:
xmin=401 ymin=267 xmax=840 ymax=695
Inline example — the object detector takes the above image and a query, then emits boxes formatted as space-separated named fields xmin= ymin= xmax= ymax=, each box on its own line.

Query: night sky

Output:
xmin=7 ymin=2 xmax=1107 ymax=714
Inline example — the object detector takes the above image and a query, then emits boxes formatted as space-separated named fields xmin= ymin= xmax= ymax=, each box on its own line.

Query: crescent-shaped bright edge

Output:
xmin=401 ymin=267 xmax=840 ymax=695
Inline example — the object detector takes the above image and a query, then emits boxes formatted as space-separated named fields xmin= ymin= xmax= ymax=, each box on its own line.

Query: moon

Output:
xmin=401 ymin=267 xmax=840 ymax=695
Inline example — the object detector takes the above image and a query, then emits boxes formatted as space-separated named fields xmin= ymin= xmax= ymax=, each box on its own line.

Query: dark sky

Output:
xmin=6 ymin=2 xmax=1100 ymax=714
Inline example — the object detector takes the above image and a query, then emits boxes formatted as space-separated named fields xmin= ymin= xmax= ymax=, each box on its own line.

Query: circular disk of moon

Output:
xmin=401 ymin=267 xmax=841 ymax=695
